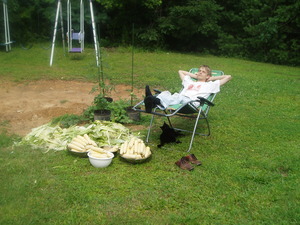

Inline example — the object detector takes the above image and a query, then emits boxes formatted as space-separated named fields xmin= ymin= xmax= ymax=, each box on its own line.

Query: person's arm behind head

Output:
xmin=208 ymin=75 xmax=232 ymax=86
xmin=178 ymin=70 xmax=197 ymax=81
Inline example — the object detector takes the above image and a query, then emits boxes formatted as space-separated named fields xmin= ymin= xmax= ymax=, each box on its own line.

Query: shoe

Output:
xmin=175 ymin=157 xmax=194 ymax=171
xmin=184 ymin=154 xmax=202 ymax=166
xmin=145 ymin=85 xmax=152 ymax=97
xmin=144 ymin=95 xmax=161 ymax=113
xmin=144 ymin=95 xmax=155 ymax=113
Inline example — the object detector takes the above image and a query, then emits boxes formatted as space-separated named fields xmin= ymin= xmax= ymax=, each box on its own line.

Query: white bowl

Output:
xmin=87 ymin=151 xmax=114 ymax=168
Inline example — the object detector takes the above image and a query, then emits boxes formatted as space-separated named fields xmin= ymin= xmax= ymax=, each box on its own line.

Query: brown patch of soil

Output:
xmin=0 ymin=80 xmax=144 ymax=136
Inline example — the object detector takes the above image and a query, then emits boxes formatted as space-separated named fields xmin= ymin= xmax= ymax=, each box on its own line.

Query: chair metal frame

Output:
xmin=133 ymin=69 xmax=224 ymax=152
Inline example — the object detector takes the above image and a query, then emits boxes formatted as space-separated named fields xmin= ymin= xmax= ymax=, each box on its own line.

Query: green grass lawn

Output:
xmin=0 ymin=45 xmax=300 ymax=224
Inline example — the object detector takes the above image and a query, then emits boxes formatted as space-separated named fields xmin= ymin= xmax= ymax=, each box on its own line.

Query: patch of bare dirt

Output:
xmin=0 ymin=80 xmax=144 ymax=136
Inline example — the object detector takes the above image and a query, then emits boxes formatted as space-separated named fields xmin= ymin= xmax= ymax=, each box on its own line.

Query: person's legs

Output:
xmin=144 ymin=86 xmax=190 ymax=113
xmin=157 ymin=92 xmax=186 ymax=108
xmin=156 ymin=91 xmax=173 ymax=109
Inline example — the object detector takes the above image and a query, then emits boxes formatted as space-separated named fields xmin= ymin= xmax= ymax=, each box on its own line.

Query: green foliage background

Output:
xmin=1 ymin=0 xmax=299 ymax=65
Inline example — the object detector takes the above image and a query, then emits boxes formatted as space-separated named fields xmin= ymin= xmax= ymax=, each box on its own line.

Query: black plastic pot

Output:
xmin=94 ymin=109 xmax=111 ymax=121
xmin=126 ymin=106 xmax=140 ymax=121
xmin=105 ymin=97 xmax=113 ymax=103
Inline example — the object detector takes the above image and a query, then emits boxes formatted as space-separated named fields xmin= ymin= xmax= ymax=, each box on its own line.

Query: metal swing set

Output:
xmin=50 ymin=0 xmax=100 ymax=67
xmin=1 ymin=0 xmax=14 ymax=52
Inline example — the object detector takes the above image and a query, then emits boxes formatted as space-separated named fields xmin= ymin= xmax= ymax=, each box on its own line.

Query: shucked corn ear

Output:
xmin=85 ymin=144 xmax=112 ymax=159
xmin=120 ymin=137 xmax=151 ymax=160
xmin=89 ymin=150 xmax=112 ymax=159
xmin=67 ymin=134 xmax=99 ymax=153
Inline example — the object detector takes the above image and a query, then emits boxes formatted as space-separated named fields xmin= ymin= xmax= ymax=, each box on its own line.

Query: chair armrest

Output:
xmin=153 ymin=89 xmax=162 ymax=94
xmin=197 ymin=97 xmax=214 ymax=106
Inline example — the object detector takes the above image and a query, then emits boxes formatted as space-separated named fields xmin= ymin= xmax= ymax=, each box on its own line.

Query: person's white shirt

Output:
xmin=181 ymin=76 xmax=220 ymax=100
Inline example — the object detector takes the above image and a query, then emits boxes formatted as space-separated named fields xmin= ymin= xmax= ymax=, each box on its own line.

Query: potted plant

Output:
xmin=92 ymin=45 xmax=114 ymax=121
xmin=93 ymin=93 xmax=113 ymax=121
xmin=126 ymin=93 xmax=140 ymax=121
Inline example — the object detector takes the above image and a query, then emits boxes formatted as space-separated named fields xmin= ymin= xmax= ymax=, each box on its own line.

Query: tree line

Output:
xmin=1 ymin=0 xmax=299 ymax=66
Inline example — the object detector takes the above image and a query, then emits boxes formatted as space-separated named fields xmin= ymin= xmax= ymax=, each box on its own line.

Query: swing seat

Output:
xmin=132 ymin=68 xmax=224 ymax=152
xmin=69 ymin=32 xmax=84 ymax=53
xmin=69 ymin=48 xmax=83 ymax=53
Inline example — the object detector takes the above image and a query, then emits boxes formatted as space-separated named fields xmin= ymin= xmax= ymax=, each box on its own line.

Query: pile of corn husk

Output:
xmin=16 ymin=120 xmax=138 ymax=152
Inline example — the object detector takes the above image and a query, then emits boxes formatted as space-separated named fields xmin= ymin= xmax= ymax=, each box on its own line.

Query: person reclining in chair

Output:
xmin=144 ymin=65 xmax=232 ymax=113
